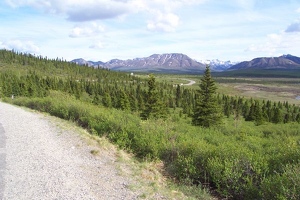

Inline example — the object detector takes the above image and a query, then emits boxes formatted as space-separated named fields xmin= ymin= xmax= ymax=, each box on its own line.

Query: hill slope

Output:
xmin=229 ymin=55 xmax=300 ymax=70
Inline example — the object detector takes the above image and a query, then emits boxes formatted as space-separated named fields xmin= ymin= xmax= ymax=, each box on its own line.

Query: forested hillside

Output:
xmin=1 ymin=49 xmax=300 ymax=199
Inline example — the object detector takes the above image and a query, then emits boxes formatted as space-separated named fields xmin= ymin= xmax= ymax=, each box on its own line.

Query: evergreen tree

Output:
xmin=140 ymin=74 xmax=168 ymax=120
xmin=119 ymin=90 xmax=130 ymax=111
xmin=296 ymin=113 xmax=300 ymax=123
xmin=246 ymin=103 xmax=256 ymax=121
xmin=129 ymin=94 xmax=138 ymax=112
xmin=182 ymin=89 xmax=193 ymax=116
xmin=102 ymin=92 xmax=112 ymax=108
xmin=223 ymin=96 xmax=231 ymax=117
xmin=175 ymin=84 xmax=181 ymax=107
xmin=242 ymin=100 xmax=250 ymax=117
xmin=253 ymin=101 xmax=264 ymax=125
xmin=266 ymin=100 xmax=273 ymax=122
xmin=272 ymin=107 xmax=283 ymax=124
xmin=192 ymin=66 xmax=222 ymax=127
xmin=284 ymin=113 xmax=291 ymax=124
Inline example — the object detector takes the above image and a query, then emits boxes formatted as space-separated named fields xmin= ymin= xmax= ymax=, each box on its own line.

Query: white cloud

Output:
xmin=138 ymin=0 xmax=205 ymax=32
xmin=1 ymin=40 xmax=40 ymax=54
xmin=245 ymin=32 xmax=300 ymax=56
xmin=66 ymin=1 xmax=131 ymax=21
xmin=285 ymin=20 xmax=300 ymax=33
xmin=69 ymin=22 xmax=105 ymax=38
xmin=5 ymin=0 xmax=205 ymax=32
xmin=6 ymin=0 xmax=132 ymax=21
xmin=147 ymin=12 xmax=179 ymax=32
xmin=89 ymin=41 xmax=105 ymax=49
xmin=245 ymin=33 xmax=282 ymax=55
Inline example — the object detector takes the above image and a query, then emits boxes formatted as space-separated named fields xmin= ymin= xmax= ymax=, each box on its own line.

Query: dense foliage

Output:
xmin=1 ymin=49 xmax=300 ymax=199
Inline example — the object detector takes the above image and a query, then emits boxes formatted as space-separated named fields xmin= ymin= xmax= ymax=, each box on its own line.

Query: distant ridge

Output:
xmin=72 ymin=53 xmax=238 ymax=73
xmin=229 ymin=55 xmax=300 ymax=70
xmin=71 ymin=58 xmax=104 ymax=67
xmin=73 ymin=53 xmax=206 ymax=73
xmin=72 ymin=54 xmax=300 ymax=74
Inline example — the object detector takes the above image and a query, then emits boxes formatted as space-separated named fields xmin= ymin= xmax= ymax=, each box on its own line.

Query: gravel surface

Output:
xmin=0 ymin=102 xmax=140 ymax=200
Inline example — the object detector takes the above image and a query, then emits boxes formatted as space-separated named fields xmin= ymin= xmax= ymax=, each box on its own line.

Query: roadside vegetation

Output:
xmin=1 ymin=49 xmax=300 ymax=199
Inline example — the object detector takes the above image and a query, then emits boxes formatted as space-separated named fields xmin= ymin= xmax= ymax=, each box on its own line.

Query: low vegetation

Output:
xmin=1 ymin=50 xmax=300 ymax=199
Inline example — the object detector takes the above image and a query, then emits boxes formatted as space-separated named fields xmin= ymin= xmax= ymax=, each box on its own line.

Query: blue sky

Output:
xmin=1 ymin=0 xmax=300 ymax=62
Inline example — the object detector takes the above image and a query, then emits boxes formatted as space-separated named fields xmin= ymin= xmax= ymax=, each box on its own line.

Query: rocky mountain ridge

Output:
xmin=72 ymin=53 xmax=235 ymax=73
xmin=72 ymin=53 xmax=300 ymax=73
xmin=228 ymin=54 xmax=300 ymax=70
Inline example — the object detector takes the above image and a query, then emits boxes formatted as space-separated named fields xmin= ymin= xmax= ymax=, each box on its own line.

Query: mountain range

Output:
xmin=72 ymin=53 xmax=300 ymax=73
xmin=72 ymin=53 xmax=236 ymax=73
xmin=228 ymin=54 xmax=300 ymax=70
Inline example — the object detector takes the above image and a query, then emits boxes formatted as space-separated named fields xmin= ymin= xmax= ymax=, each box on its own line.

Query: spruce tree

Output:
xmin=192 ymin=66 xmax=222 ymax=127
xmin=140 ymin=74 xmax=168 ymax=120
xmin=119 ymin=90 xmax=130 ymax=111
xmin=296 ymin=113 xmax=300 ymax=123
xmin=175 ymin=84 xmax=181 ymax=107
xmin=102 ymin=92 xmax=112 ymax=108
xmin=272 ymin=107 xmax=283 ymax=124
xmin=246 ymin=103 xmax=256 ymax=121
xmin=253 ymin=101 xmax=264 ymax=125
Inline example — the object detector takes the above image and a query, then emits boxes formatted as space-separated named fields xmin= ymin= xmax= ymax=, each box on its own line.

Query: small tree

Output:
xmin=192 ymin=66 xmax=222 ymax=127
xmin=175 ymin=84 xmax=181 ymax=107
xmin=272 ymin=107 xmax=283 ymax=124
xmin=119 ymin=90 xmax=131 ymax=111
xmin=140 ymin=74 xmax=168 ymax=120
xmin=102 ymin=92 xmax=112 ymax=108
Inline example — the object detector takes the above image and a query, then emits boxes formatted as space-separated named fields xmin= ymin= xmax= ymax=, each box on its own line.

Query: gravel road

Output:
xmin=0 ymin=102 xmax=140 ymax=200
xmin=182 ymin=79 xmax=196 ymax=86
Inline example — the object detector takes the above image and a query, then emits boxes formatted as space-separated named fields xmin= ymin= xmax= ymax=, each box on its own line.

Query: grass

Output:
xmin=115 ymin=151 xmax=215 ymax=200
xmin=90 ymin=149 xmax=99 ymax=155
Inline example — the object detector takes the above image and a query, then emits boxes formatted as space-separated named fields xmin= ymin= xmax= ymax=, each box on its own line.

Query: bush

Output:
xmin=261 ymin=164 xmax=300 ymax=200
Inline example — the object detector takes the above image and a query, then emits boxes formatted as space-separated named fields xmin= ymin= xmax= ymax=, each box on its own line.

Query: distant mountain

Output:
xmin=229 ymin=55 xmax=300 ymax=70
xmin=72 ymin=53 xmax=209 ymax=73
xmin=200 ymin=59 xmax=238 ymax=71
xmin=281 ymin=54 xmax=300 ymax=64
xmin=72 ymin=58 xmax=104 ymax=67
xmin=71 ymin=53 xmax=240 ymax=73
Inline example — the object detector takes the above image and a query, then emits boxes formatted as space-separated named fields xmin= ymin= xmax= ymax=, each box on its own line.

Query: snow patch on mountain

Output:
xmin=199 ymin=59 xmax=239 ymax=71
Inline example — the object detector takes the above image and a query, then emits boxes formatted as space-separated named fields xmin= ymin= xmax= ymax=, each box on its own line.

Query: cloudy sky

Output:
xmin=1 ymin=0 xmax=300 ymax=62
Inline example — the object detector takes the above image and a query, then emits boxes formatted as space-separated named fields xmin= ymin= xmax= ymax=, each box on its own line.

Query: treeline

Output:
xmin=222 ymin=95 xmax=300 ymax=124
xmin=1 ymin=70 xmax=300 ymax=125
xmin=1 ymin=74 xmax=300 ymax=126
xmin=0 ymin=49 xmax=135 ymax=80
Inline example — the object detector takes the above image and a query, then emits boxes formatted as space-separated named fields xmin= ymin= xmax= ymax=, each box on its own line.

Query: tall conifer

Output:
xmin=192 ymin=66 xmax=222 ymax=127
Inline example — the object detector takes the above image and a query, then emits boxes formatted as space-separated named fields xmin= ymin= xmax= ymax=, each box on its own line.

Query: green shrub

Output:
xmin=261 ymin=164 xmax=300 ymax=200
